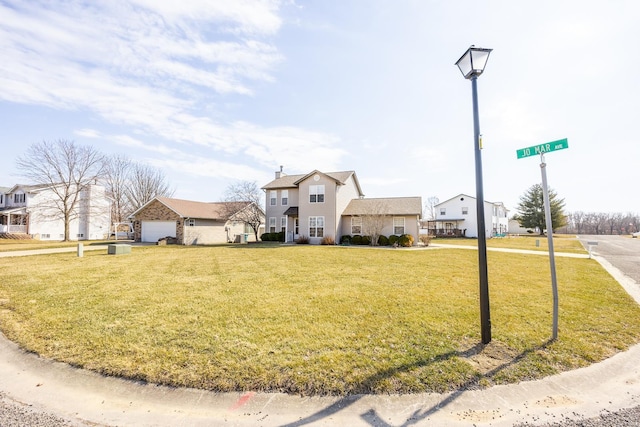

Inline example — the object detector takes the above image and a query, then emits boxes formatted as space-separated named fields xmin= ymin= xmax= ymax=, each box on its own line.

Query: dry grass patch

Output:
xmin=0 ymin=244 xmax=639 ymax=395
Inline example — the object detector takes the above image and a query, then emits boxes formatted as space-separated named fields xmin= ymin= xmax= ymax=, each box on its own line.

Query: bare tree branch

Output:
xmin=16 ymin=139 xmax=105 ymax=241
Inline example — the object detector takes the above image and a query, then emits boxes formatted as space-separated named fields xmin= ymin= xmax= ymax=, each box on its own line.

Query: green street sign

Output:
xmin=516 ymin=138 xmax=568 ymax=159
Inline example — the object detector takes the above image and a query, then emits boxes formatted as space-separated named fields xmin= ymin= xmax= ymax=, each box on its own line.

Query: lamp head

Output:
xmin=455 ymin=46 xmax=492 ymax=79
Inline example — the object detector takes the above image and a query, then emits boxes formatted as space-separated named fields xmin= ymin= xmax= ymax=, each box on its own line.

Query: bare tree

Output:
xmin=103 ymin=154 xmax=133 ymax=224
xmin=222 ymin=181 xmax=265 ymax=241
xmin=16 ymin=139 xmax=105 ymax=241
xmin=124 ymin=163 xmax=174 ymax=212
xmin=361 ymin=200 xmax=389 ymax=246
xmin=424 ymin=196 xmax=439 ymax=221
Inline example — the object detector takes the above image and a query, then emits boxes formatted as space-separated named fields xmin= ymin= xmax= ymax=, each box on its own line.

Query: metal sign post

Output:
xmin=516 ymin=138 xmax=568 ymax=341
xmin=540 ymin=154 xmax=558 ymax=341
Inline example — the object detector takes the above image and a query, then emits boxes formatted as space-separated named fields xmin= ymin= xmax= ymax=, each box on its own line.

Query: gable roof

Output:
xmin=436 ymin=193 xmax=508 ymax=209
xmin=131 ymin=197 xmax=252 ymax=221
xmin=342 ymin=197 xmax=422 ymax=216
xmin=7 ymin=183 xmax=55 ymax=194
xmin=262 ymin=170 xmax=364 ymax=196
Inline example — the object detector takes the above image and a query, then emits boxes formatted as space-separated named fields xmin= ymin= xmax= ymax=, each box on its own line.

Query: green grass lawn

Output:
xmin=433 ymin=234 xmax=587 ymax=253
xmin=1 ymin=244 xmax=639 ymax=396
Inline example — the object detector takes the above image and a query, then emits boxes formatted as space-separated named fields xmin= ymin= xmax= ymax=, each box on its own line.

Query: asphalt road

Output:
xmin=577 ymin=235 xmax=640 ymax=283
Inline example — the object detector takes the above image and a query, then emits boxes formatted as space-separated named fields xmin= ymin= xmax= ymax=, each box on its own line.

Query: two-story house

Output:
xmin=262 ymin=169 xmax=421 ymax=244
xmin=0 ymin=183 xmax=110 ymax=240
xmin=427 ymin=194 xmax=509 ymax=238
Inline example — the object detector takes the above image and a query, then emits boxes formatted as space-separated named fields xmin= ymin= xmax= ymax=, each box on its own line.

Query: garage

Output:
xmin=141 ymin=221 xmax=176 ymax=243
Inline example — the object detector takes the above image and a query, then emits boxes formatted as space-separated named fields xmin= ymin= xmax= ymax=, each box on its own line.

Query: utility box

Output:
xmin=108 ymin=244 xmax=131 ymax=255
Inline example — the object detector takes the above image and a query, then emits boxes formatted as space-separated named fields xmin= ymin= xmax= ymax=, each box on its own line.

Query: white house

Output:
xmin=0 ymin=183 xmax=111 ymax=240
xmin=426 ymin=194 xmax=509 ymax=238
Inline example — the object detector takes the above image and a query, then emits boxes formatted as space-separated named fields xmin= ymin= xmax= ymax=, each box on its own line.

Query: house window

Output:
xmin=309 ymin=185 xmax=325 ymax=203
xmin=41 ymin=234 xmax=50 ymax=239
xmin=440 ymin=208 xmax=446 ymax=215
xmin=269 ymin=217 xmax=276 ymax=233
xmin=280 ymin=217 xmax=286 ymax=231
xmin=309 ymin=216 xmax=324 ymax=237
xmin=0 ymin=194 xmax=3 ymax=204
xmin=14 ymin=193 xmax=25 ymax=203
xmin=351 ymin=217 xmax=362 ymax=234
xmin=77 ymin=234 xmax=84 ymax=238
xmin=281 ymin=190 xmax=288 ymax=206
xmin=186 ymin=219 xmax=195 ymax=226
xmin=462 ymin=207 xmax=468 ymax=215
xmin=270 ymin=191 xmax=277 ymax=206
xmin=393 ymin=217 xmax=405 ymax=235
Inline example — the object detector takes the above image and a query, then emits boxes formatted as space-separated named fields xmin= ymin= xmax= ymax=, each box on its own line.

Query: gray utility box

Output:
xmin=108 ymin=244 xmax=132 ymax=255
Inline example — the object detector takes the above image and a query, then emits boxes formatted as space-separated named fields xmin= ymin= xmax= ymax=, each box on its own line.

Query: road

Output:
xmin=577 ymin=235 xmax=640 ymax=283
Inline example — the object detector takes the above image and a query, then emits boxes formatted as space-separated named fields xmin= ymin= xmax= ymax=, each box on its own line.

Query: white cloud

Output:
xmin=0 ymin=0 xmax=345 ymax=178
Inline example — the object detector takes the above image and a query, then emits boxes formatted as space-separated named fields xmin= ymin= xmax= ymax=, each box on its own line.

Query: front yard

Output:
xmin=1 ymin=244 xmax=639 ymax=395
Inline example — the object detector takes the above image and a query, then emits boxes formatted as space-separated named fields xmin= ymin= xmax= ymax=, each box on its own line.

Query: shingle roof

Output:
xmin=155 ymin=197 xmax=251 ymax=220
xmin=342 ymin=197 xmax=422 ymax=216
xmin=262 ymin=170 xmax=361 ymax=193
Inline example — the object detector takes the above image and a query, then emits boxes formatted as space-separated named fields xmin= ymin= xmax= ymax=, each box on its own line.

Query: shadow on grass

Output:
xmin=280 ymin=339 xmax=554 ymax=427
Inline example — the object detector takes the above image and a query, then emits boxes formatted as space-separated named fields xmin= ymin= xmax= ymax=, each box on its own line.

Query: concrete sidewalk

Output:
xmin=0 ymin=246 xmax=639 ymax=426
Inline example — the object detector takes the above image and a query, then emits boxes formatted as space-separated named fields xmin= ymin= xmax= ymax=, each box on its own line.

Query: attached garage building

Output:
xmin=130 ymin=197 xmax=264 ymax=245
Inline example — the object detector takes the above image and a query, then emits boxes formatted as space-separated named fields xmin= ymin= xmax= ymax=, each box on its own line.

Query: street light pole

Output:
xmin=471 ymin=75 xmax=491 ymax=344
xmin=455 ymin=46 xmax=493 ymax=344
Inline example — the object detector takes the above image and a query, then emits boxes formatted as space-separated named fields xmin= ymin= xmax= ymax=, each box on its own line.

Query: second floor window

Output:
xmin=281 ymin=190 xmax=288 ymax=206
xmin=440 ymin=208 xmax=446 ymax=216
xmin=309 ymin=185 xmax=325 ymax=203
xmin=0 ymin=194 xmax=3 ymax=204
xmin=270 ymin=191 xmax=277 ymax=206
xmin=14 ymin=193 xmax=25 ymax=203
xmin=462 ymin=207 xmax=468 ymax=215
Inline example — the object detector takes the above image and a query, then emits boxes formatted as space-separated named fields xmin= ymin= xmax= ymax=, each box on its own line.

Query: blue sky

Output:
xmin=1 ymin=1 xmax=638 ymax=214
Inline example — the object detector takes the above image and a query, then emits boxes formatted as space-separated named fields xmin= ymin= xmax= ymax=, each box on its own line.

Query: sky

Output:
xmin=1 ymin=0 xmax=638 ymax=215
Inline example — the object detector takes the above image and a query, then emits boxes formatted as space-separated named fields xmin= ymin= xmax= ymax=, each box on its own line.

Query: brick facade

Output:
xmin=133 ymin=199 xmax=183 ymax=243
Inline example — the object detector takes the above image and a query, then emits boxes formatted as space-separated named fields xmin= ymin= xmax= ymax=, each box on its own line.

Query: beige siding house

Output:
xmin=262 ymin=169 xmax=422 ymax=244
xmin=131 ymin=197 xmax=264 ymax=245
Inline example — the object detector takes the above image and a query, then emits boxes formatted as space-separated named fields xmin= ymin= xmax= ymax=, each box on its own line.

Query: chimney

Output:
xmin=275 ymin=165 xmax=284 ymax=179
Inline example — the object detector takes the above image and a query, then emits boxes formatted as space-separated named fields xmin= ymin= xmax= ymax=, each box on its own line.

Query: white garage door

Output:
xmin=141 ymin=221 xmax=176 ymax=243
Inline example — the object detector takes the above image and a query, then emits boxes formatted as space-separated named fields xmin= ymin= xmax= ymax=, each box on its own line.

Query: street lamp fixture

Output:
xmin=455 ymin=45 xmax=493 ymax=344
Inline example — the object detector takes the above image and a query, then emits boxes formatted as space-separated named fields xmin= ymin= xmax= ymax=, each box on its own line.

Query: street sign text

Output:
xmin=517 ymin=138 xmax=568 ymax=159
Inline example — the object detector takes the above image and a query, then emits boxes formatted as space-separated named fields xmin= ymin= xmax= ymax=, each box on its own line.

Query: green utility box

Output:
xmin=108 ymin=244 xmax=131 ymax=255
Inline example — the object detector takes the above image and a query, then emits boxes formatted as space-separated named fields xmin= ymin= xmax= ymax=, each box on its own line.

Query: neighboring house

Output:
xmin=262 ymin=169 xmax=422 ymax=244
xmin=425 ymin=194 xmax=509 ymax=238
xmin=130 ymin=197 xmax=264 ymax=245
xmin=0 ymin=183 xmax=110 ymax=240
xmin=508 ymin=218 xmax=531 ymax=235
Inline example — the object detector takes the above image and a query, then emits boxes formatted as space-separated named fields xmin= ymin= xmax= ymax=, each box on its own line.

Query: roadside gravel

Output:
xmin=517 ymin=405 xmax=640 ymax=426
xmin=0 ymin=392 xmax=91 ymax=427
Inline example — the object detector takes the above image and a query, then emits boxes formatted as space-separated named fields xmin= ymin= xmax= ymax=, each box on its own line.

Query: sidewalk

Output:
xmin=0 ymin=246 xmax=638 ymax=426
